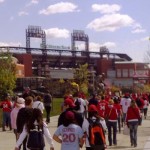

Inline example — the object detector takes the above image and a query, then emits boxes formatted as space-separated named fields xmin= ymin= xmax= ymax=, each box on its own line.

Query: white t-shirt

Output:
xmin=120 ymin=97 xmax=131 ymax=113
xmin=75 ymin=98 xmax=86 ymax=113
xmin=54 ymin=124 xmax=83 ymax=150
xmin=143 ymin=100 xmax=149 ymax=109
xmin=32 ymin=101 xmax=45 ymax=113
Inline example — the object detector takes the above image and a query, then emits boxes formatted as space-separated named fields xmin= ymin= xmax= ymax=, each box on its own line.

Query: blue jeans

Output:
xmin=107 ymin=121 xmax=117 ymax=145
xmin=2 ymin=111 xmax=11 ymax=127
xmin=128 ymin=121 xmax=138 ymax=145
xmin=117 ymin=115 xmax=121 ymax=132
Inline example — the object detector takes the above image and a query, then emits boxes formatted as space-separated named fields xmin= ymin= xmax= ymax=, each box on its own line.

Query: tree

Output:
xmin=0 ymin=52 xmax=16 ymax=97
xmin=74 ymin=63 xmax=89 ymax=95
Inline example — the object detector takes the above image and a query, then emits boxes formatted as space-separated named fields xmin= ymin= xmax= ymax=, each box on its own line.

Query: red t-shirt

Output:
xmin=0 ymin=100 xmax=12 ymax=112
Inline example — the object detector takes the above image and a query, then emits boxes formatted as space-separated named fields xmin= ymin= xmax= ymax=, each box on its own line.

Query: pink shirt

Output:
xmin=11 ymin=106 xmax=24 ymax=129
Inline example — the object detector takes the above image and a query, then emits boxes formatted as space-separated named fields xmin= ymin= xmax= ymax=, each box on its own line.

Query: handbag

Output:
xmin=123 ymin=125 xmax=130 ymax=135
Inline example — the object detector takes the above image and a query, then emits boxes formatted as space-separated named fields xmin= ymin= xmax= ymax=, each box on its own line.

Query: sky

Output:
xmin=0 ymin=0 xmax=150 ymax=62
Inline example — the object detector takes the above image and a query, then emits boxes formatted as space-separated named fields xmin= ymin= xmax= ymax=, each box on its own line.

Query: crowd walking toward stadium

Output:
xmin=0 ymin=88 xmax=150 ymax=150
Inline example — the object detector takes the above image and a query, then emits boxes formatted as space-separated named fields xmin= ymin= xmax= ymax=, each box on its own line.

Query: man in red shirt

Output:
xmin=97 ymin=95 xmax=108 ymax=118
xmin=0 ymin=93 xmax=13 ymax=131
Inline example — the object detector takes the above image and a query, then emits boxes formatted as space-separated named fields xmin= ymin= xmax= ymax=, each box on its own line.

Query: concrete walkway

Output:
xmin=1 ymin=108 xmax=150 ymax=150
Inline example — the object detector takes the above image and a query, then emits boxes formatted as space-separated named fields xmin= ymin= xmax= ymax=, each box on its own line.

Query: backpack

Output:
xmin=44 ymin=94 xmax=52 ymax=104
xmin=74 ymin=98 xmax=81 ymax=111
xmin=136 ymin=98 xmax=142 ymax=107
xmin=88 ymin=118 xmax=106 ymax=149
xmin=27 ymin=125 xmax=45 ymax=150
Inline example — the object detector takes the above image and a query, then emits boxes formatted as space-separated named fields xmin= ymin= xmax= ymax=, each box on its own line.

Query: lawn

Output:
xmin=0 ymin=97 xmax=63 ymax=127
xmin=49 ymin=97 xmax=63 ymax=116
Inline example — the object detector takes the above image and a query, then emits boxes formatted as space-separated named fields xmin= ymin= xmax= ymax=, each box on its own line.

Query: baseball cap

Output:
xmin=17 ymin=98 xmax=25 ymax=104
xmin=64 ymin=98 xmax=76 ymax=108
xmin=88 ymin=104 xmax=98 ymax=112
xmin=65 ymin=111 xmax=75 ymax=120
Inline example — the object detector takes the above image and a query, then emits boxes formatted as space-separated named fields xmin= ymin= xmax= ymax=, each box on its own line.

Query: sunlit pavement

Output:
xmin=1 ymin=107 xmax=150 ymax=150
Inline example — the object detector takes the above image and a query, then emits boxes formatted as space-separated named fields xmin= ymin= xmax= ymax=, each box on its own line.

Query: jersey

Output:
xmin=98 ymin=100 xmax=108 ymax=117
xmin=0 ymin=100 xmax=12 ymax=112
xmin=54 ymin=124 xmax=83 ymax=150
xmin=120 ymin=97 xmax=131 ymax=113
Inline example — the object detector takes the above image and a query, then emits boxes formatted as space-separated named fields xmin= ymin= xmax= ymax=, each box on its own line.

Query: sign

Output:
xmin=40 ymin=44 xmax=71 ymax=50
xmin=50 ymin=69 xmax=74 ymax=79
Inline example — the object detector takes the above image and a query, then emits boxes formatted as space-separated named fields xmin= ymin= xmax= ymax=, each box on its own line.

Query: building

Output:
xmin=105 ymin=61 xmax=150 ymax=88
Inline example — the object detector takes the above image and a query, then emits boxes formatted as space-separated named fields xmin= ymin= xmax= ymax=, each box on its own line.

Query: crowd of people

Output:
xmin=0 ymin=89 xmax=149 ymax=150
xmin=55 ymin=92 xmax=150 ymax=149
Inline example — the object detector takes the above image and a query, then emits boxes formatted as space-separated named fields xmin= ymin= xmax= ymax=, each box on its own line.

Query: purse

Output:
xmin=123 ymin=125 xmax=130 ymax=135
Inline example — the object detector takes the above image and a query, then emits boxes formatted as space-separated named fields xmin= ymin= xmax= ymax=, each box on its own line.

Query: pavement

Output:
xmin=1 ymin=108 xmax=150 ymax=150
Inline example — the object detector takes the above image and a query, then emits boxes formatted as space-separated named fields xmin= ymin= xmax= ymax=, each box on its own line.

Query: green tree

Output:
xmin=74 ymin=63 xmax=89 ymax=95
xmin=0 ymin=52 xmax=16 ymax=97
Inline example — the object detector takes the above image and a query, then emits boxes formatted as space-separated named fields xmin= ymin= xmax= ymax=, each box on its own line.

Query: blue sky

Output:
xmin=0 ymin=0 xmax=150 ymax=62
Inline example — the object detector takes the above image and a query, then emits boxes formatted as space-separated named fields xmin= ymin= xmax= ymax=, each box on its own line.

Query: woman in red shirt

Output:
xmin=105 ymin=99 xmax=118 ymax=146
xmin=126 ymin=100 xmax=140 ymax=147
xmin=113 ymin=97 xmax=122 ymax=133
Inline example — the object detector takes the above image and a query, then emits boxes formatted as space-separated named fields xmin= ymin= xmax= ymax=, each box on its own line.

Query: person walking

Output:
xmin=126 ymin=100 xmax=141 ymax=147
xmin=105 ymin=99 xmax=118 ymax=146
xmin=120 ymin=93 xmax=131 ymax=125
xmin=82 ymin=104 xmax=107 ymax=150
xmin=113 ymin=96 xmax=122 ymax=133
xmin=53 ymin=111 xmax=84 ymax=150
xmin=58 ymin=98 xmax=83 ymax=128
xmin=15 ymin=108 xmax=54 ymax=150
xmin=32 ymin=95 xmax=45 ymax=114
xmin=16 ymin=96 xmax=33 ymax=150
xmin=143 ymin=96 xmax=149 ymax=119
xmin=43 ymin=92 xmax=52 ymax=123
xmin=11 ymin=97 xmax=25 ymax=141
xmin=74 ymin=93 xmax=86 ymax=119
xmin=0 ymin=93 xmax=13 ymax=131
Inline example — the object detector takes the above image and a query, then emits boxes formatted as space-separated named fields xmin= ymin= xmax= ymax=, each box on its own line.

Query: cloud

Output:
xmin=132 ymin=28 xmax=146 ymax=33
xmin=31 ymin=0 xmax=39 ymax=4
xmin=45 ymin=28 xmax=70 ymax=39
xmin=0 ymin=42 xmax=21 ymax=46
xmin=87 ymin=13 xmax=134 ymax=32
xmin=18 ymin=11 xmax=29 ymax=16
xmin=101 ymin=42 xmax=116 ymax=48
xmin=76 ymin=42 xmax=116 ymax=51
xmin=132 ymin=23 xmax=146 ymax=33
xmin=0 ymin=0 xmax=4 ymax=3
xmin=39 ymin=2 xmax=79 ymax=15
xmin=26 ymin=0 xmax=39 ymax=7
xmin=92 ymin=4 xmax=121 ymax=14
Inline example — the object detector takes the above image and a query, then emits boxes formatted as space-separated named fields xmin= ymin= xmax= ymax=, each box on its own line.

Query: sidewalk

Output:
xmin=1 ymin=109 xmax=150 ymax=150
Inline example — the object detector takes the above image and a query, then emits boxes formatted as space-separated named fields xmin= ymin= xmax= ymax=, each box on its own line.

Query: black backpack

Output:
xmin=136 ymin=98 xmax=142 ymax=107
xmin=88 ymin=118 xmax=106 ymax=149
xmin=27 ymin=125 xmax=45 ymax=150
xmin=44 ymin=94 xmax=52 ymax=104
xmin=74 ymin=98 xmax=81 ymax=111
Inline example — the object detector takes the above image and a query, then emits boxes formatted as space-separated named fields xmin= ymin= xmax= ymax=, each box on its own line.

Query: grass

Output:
xmin=50 ymin=97 xmax=63 ymax=116
xmin=0 ymin=97 xmax=63 ymax=127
